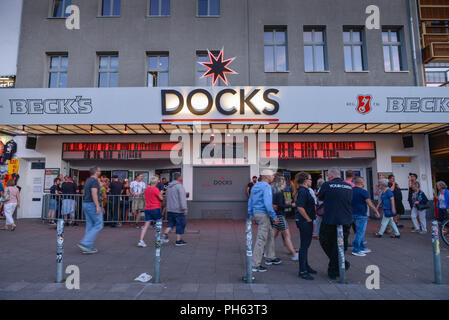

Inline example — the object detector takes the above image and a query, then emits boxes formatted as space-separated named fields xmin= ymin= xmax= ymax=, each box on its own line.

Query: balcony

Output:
xmin=423 ymin=41 xmax=449 ymax=63
xmin=418 ymin=0 xmax=449 ymax=21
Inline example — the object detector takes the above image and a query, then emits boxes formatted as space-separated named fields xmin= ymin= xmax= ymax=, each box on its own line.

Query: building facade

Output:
xmin=1 ymin=0 xmax=448 ymax=220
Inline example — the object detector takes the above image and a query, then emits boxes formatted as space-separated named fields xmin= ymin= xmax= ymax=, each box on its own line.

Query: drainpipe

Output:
xmin=407 ymin=0 xmax=421 ymax=86
xmin=246 ymin=0 xmax=251 ymax=85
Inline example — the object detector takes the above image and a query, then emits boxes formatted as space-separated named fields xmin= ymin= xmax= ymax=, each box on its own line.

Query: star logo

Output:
xmin=199 ymin=48 xmax=237 ymax=86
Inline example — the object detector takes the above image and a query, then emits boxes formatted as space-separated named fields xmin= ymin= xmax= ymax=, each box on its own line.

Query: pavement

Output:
xmin=0 ymin=218 xmax=448 ymax=300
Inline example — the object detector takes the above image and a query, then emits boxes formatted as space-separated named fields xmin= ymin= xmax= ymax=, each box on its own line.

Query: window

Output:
xmin=98 ymin=55 xmax=118 ymax=87
xmin=426 ymin=71 xmax=448 ymax=83
xmin=264 ymin=27 xmax=288 ymax=72
xmin=196 ymin=52 xmax=225 ymax=86
xmin=48 ymin=55 xmax=68 ymax=88
xmin=198 ymin=0 xmax=220 ymax=16
xmin=343 ymin=27 xmax=366 ymax=71
xmin=149 ymin=0 xmax=170 ymax=16
xmin=148 ymin=53 xmax=169 ymax=87
xmin=51 ymin=0 xmax=72 ymax=18
xmin=101 ymin=0 xmax=120 ymax=16
xmin=382 ymin=28 xmax=406 ymax=71
xmin=304 ymin=27 xmax=328 ymax=72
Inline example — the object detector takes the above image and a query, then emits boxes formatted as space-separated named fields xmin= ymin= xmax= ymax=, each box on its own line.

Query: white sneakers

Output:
xmin=137 ymin=240 xmax=147 ymax=248
xmin=352 ymin=251 xmax=366 ymax=257
xmin=291 ymin=253 xmax=299 ymax=261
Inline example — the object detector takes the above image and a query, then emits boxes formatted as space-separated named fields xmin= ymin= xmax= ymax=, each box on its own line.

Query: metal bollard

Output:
xmin=431 ymin=221 xmax=442 ymax=285
xmin=56 ymin=218 xmax=64 ymax=283
xmin=153 ymin=219 xmax=162 ymax=283
xmin=244 ymin=218 xmax=253 ymax=283
xmin=336 ymin=225 xmax=346 ymax=284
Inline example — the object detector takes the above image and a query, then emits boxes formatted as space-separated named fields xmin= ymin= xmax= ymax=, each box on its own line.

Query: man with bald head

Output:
xmin=248 ymin=169 xmax=281 ymax=273
xmin=318 ymin=167 xmax=353 ymax=280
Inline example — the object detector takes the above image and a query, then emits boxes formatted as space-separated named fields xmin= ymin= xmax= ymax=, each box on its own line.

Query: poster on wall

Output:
xmin=44 ymin=168 xmax=60 ymax=193
xmin=8 ymin=159 xmax=20 ymax=174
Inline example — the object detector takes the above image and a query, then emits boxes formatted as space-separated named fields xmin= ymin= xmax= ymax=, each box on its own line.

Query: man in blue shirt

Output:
xmin=351 ymin=177 xmax=379 ymax=257
xmin=248 ymin=169 xmax=280 ymax=272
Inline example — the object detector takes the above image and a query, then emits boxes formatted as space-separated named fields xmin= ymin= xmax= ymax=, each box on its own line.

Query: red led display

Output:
xmin=63 ymin=142 xmax=178 ymax=152
xmin=262 ymin=142 xmax=376 ymax=159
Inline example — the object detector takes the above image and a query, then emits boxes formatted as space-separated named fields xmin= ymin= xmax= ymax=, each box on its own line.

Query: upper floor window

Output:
xmin=149 ymin=0 xmax=170 ymax=16
xmin=98 ymin=55 xmax=118 ymax=87
xmin=148 ymin=53 xmax=169 ymax=87
xmin=101 ymin=0 xmax=120 ymax=16
xmin=382 ymin=28 xmax=406 ymax=72
xmin=197 ymin=51 xmax=225 ymax=86
xmin=304 ymin=27 xmax=328 ymax=72
xmin=426 ymin=71 xmax=448 ymax=83
xmin=198 ymin=0 xmax=220 ymax=17
xmin=264 ymin=27 xmax=288 ymax=72
xmin=48 ymin=55 xmax=68 ymax=88
xmin=51 ymin=0 xmax=72 ymax=18
xmin=343 ymin=27 xmax=367 ymax=71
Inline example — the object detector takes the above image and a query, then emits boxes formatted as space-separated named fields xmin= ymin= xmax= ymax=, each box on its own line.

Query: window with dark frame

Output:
xmin=382 ymin=28 xmax=406 ymax=72
xmin=51 ymin=0 xmax=72 ymax=18
xmin=264 ymin=27 xmax=288 ymax=72
xmin=148 ymin=53 xmax=169 ymax=87
xmin=98 ymin=55 xmax=119 ymax=87
xmin=48 ymin=55 xmax=68 ymax=88
xmin=343 ymin=27 xmax=367 ymax=72
xmin=304 ymin=26 xmax=328 ymax=72
xmin=149 ymin=0 xmax=170 ymax=16
xmin=198 ymin=0 xmax=220 ymax=16
xmin=101 ymin=0 xmax=120 ymax=16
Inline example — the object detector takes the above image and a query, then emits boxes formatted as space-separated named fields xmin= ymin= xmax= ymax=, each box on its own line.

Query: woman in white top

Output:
xmin=4 ymin=179 xmax=20 ymax=231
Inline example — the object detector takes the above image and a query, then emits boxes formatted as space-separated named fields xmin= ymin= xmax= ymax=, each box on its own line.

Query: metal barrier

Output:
xmin=42 ymin=194 xmax=148 ymax=224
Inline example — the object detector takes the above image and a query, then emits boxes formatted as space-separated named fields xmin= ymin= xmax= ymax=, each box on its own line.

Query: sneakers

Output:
xmin=391 ymin=234 xmax=401 ymax=238
xmin=135 ymin=224 xmax=141 ymax=229
xmin=375 ymin=233 xmax=382 ymax=238
xmin=175 ymin=240 xmax=187 ymax=246
xmin=307 ymin=266 xmax=317 ymax=274
xmin=360 ymin=248 xmax=372 ymax=254
xmin=419 ymin=231 xmax=427 ymax=235
xmin=137 ymin=240 xmax=147 ymax=248
xmin=265 ymin=258 xmax=282 ymax=265
xmin=411 ymin=229 xmax=420 ymax=233
xmin=161 ymin=234 xmax=169 ymax=243
xmin=252 ymin=266 xmax=268 ymax=272
xmin=352 ymin=251 xmax=367 ymax=257
xmin=290 ymin=253 xmax=299 ymax=261
xmin=298 ymin=272 xmax=314 ymax=280
xmin=77 ymin=243 xmax=98 ymax=254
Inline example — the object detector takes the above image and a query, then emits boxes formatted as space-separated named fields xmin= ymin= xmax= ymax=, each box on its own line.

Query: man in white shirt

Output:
xmin=130 ymin=173 xmax=146 ymax=229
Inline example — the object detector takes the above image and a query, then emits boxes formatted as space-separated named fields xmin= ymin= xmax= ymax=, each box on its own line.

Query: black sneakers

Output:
xmin=265 ymin=258 xmax=282 ymax=265
xmin=175 ymin=240 xmax=187 ymax=246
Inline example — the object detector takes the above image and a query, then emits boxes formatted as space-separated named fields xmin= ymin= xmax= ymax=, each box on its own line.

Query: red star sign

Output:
xmin=199 ymin=49 xmax=237 ymax=86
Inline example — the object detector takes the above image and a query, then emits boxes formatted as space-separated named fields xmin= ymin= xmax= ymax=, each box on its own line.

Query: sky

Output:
xmin=0 ymin=0 xmax=23 ymax=76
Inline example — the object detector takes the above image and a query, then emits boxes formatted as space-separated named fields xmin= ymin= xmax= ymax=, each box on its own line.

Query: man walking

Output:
xmin=78 ymin=167 xmax=103 ymax=254
xmin=130 ymin=173 xmax=146 ymax=229
xmin=318 ymin=167 xmax=353 ymax=280
xmin=109 ymin=175 xmax=123 ymax=227
xmin=248 ymin=169 xmax=281 ymax=273
xmin=161 ymin=173 xmax=188 ymax=246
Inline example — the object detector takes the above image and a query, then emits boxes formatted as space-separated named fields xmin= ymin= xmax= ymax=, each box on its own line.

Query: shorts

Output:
xmin=271 ymin=215 xmax=288 ymax=231
xmin=61 ymin=199 xmax=75 ymax=216
xmin=132 ymin=198 xmax=145 ymax=212
xmin=49 ymin=199 xmax=58 ymax=211
xmin=167 ymin=212 xmax=186 ymax=235
xmin=144 ymin=208 xmax=162 ymax=222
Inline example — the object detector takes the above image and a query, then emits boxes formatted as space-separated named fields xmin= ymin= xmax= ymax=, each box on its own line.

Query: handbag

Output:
xmin=316 ymin=203 xmax=324 ymax=216
xmin=0 ymin=189 xmax=10 ymax=203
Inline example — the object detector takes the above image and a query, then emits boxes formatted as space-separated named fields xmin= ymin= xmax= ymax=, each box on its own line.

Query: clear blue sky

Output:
xmin=0 ymin=0 xmax=23 ymax=76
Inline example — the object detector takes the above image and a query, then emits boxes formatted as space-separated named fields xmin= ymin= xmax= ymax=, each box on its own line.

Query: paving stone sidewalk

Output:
xmin=0 ymin=218 xmax=448 ymax=300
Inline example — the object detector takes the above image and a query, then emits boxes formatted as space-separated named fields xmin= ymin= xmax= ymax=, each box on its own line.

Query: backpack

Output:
xmin=0 ymin=188 xmax=10 ymax=203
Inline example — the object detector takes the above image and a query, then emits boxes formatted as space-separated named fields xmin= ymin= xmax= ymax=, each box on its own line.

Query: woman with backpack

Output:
xmin=411 ymin=181 xmax=429 ymax=234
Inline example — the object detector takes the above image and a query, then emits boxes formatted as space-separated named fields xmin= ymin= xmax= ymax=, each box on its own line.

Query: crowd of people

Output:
xmin=76 ymin=167 xmax=188 ymax=254
xmin=247 ymin=168 xmax=449 ymax=281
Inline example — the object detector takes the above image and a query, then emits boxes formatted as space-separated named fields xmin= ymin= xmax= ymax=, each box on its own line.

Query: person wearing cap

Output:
xmin=248 ymin=169 xmax=281 ymax=273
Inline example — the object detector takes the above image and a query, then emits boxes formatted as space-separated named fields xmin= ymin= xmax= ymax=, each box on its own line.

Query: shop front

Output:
xmin=0 ymin=86 xmax=448 ymax=219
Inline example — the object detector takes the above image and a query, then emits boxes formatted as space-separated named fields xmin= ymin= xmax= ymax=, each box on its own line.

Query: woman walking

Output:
xmin=138 ymin=176 xmax=163 ymax=247
xmin=375 ymin=179 xmax=400 ymax=238
xmin=3 ymin=179 xmax=20 ymax=231
xmin=436 ymin=181 xmax=449 ymax=222
xmin=272 ymin=174 xmax=298 ymax=261
xmin=411 ymin=181 xmax=429 ymax=234
xmin=294 ymin=172 xmax=317 ymax=280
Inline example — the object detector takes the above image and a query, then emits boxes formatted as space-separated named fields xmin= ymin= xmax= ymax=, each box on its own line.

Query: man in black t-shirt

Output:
xmin=246 ymin=176 xmax=258 ymax=198
xmin=61 ymin=177 xmax=78 ymax=226
xmin=109 ymin=175 xmax=123 ymax=227
xmin=317 ymin=167 xmax=353 ymax=280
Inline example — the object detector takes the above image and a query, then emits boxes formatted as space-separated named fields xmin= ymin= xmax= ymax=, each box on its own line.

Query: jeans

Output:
xmin=313 ymin=216 xmax=322 ymax=236
xmin=252 ymin=212 xmax=275 ymax=268
xmin=167 ymin=212 xmax=186 ymax=234
xmin=296 ymin=220 xmax=313 ymax=273
xmin=352 ymin=215 xmax=368 ymax=253
xmin=80 ymin=202 xmax=104 ymax=249
xmin=378 ymin=216 xmax=400 ymax=236
xmin=319 ymin=223 xmax=350 ymax=277
xmin=411 ymin=207 xmax=427 ymax=232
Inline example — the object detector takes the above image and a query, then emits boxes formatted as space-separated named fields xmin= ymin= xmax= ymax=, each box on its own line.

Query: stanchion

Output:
xmin=336 ymin=225 xmax=346 ymax=284
xmin=243 ymin=218 xmax=253 ymax=283
xmin=153 ymin=219 xmax=162 ymax=283
xmin=431 ymin=221 xmax=442 ymax=285
xmin=56 ymin=218 xmax=64 ymax=283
